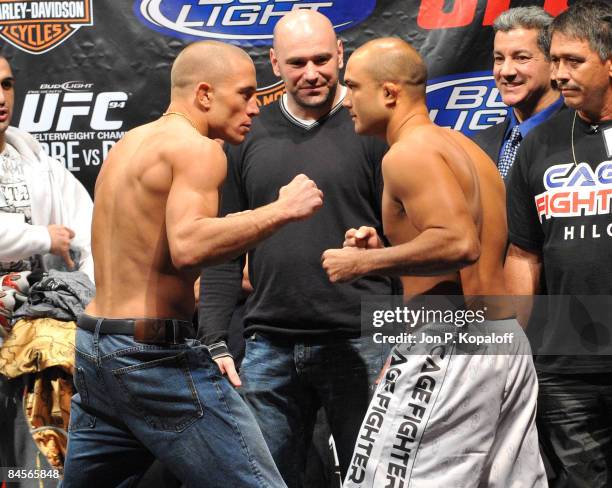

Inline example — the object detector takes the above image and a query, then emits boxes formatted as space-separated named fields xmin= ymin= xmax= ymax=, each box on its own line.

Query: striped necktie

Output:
xmin=498 ymin=125 xmax=522 ymax=178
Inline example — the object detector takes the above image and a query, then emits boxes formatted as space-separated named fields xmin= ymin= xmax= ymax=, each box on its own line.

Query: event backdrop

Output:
xmin=0 ymin=0 xmax=572 ymax=195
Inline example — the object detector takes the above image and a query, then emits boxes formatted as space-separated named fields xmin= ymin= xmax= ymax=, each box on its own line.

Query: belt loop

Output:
xmin=93 ymin=318 xmax=103 ymax=366
xmin=172 ymin=320 xmax=178 ymax=344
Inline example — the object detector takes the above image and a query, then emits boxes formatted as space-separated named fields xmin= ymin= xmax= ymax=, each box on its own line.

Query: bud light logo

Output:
xmin=135 ymin=0 xmax=376 ymax=46
xmin=426 ymin=71 xmax=508 ymax=137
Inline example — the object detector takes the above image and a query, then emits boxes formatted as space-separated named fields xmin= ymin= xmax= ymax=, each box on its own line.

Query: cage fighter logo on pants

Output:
xmin=345 ymin=320 xmax=545 ymax=487
xmin=0 ymin=0 xmax=93 ymax=55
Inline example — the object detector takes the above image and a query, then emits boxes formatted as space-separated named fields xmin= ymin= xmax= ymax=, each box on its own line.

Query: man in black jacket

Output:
xmin=198 ymin=10 xmax=397 ymax=488
xmin=472 ymin=6 xmax=562 ymax=178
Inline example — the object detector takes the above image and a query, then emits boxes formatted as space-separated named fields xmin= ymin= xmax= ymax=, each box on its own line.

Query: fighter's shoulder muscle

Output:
xmin=381 ymin=137 xmax=440 ymax=201
xmin=382 ymin=129 xmax=442 ymax=175
xmin=163 ymin=134 xmax=227 ymax=185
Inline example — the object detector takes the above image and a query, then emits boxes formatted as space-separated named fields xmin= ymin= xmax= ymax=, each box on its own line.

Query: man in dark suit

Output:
xmin=472 ymin=6 xmax=562 ymax=178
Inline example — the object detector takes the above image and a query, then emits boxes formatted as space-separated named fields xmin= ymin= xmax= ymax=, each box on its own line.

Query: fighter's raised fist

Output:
xmin=278 ymin=174 xmax=324 ymax=221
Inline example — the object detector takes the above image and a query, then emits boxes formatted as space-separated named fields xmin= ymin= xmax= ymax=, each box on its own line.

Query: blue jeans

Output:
xmin=537 ymin=371 xmax=612 ymax=488
xmin=61 ymin=322 xmax=286 ymax=488
xmin=239 ymin=334 xmax=389 ymax=488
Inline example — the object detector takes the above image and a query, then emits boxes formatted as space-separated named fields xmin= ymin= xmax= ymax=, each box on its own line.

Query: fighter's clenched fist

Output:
xmin=343 ymin=226 xmax=383 ymax=249
xmin=278 ymin=173 xmax=324 ymax=221
xmin=321 ymin=246 xmax=364 ymax=283
xmin=321 ymin=226 xmax=382 ymax=283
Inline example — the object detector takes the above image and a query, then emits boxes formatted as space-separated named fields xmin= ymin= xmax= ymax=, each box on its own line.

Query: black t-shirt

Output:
xmin=199 ymin=98 xmax=398 ymax=355
xmin=507 ymin=108 xmax=612 ymax=373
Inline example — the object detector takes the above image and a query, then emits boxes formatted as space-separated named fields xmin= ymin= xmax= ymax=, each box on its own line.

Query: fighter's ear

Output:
xmin=196 ymin=81 xmax=213 ymax=110
xmin=270 ymin=48 xmax=281 ymax=77
xmin=382 ymin=82 xmax=399 ymax=107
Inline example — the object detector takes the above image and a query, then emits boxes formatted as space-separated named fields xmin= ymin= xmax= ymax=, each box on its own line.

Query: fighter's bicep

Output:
xmin=383 ymin=150 xmax=474 ymax=232
xmin=166 ymin=141 xmax=227 ymax=233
